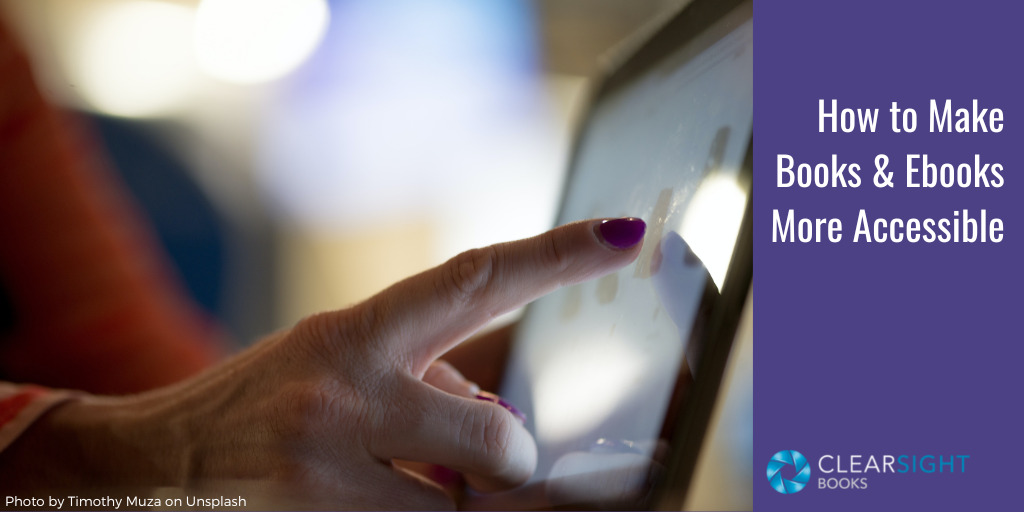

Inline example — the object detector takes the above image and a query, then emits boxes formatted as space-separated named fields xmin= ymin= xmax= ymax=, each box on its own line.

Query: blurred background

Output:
xmin=1 ymin=0 xmax=687 ymax=341
xmin=0 ymin=1 xmax=750 ymax=509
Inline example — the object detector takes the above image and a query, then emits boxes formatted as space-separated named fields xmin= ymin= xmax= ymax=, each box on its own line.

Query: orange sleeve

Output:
xmin=0 ymin=383 xmax=75 ymax=451
xmin=0 ymin=16 xmax=225 ymax=394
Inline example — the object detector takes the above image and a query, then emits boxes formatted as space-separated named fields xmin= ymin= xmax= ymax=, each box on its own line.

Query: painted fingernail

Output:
xmin=475 ymin=391 xmax=527 ymax=424
xmin=429 ymin=465 xmax=463 ymax=487
xmin=596 ymin=217 xmax=646 ymax=249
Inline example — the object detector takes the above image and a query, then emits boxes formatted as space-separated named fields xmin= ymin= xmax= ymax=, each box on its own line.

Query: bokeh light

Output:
xmin=194 ymin=0 xmax=329 ymax=84
xmin=679 ymin=175 xmax=747 ymax=290
xmin=69 ymin=0 xmax=198 ymax=118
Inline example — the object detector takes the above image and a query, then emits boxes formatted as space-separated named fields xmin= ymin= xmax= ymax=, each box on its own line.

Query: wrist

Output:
xmin=0 ymin=391 xmax=188 ymax=491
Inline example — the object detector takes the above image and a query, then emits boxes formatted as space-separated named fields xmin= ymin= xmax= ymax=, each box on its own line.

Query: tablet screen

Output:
xmin=496 ymin=4 xmax=752 ymax=507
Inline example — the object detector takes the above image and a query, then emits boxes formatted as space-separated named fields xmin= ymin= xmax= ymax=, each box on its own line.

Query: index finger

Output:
xmin=349 ymin=217 xmax=646 ymax=375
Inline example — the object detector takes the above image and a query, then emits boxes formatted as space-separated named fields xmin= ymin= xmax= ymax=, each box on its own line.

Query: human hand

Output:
xmin=0 ymin=218 xmax=645 ymax=509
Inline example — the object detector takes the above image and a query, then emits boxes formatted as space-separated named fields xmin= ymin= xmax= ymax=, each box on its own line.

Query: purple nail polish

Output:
xmin=475 ymin=390 xmax=500 ymax=404
xmin=475 ymin=391 xmax=527 ymax=425
xmin=496 ymin=397 xmax=528 ymax=425
xmin=429 ymin=465 xmax=462 ymax=487
xmin=597 ymin=218 xmax=646 ymax=249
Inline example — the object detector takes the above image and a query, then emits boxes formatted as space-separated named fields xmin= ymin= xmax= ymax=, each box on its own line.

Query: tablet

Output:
xmin=485 ymin=0 xmax=753 ymax=508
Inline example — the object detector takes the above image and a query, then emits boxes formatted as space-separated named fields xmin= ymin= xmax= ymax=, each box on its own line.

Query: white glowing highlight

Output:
xmin=680 ymin=175 xmax=747 ymax=290
xmin=71 ymin=1 xmax=197 ymax=118
xmin=532 ymin=341 xmax=646 ymax=444
xmin=194 ymin=0 xmax=329 ymax=84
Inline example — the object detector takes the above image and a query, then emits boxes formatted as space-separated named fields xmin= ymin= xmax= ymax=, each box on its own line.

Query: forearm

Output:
xmin=0 ymin=386 xmax=186 ymax=492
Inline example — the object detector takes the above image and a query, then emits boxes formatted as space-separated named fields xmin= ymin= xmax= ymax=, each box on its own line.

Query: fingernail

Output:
xmin=429 ymin=465 xmax=463 ymax=488
xmin=596 ymin=217 xmax=646 ymax=250
xmin=475 ymin=391 xmax=527 ymax=425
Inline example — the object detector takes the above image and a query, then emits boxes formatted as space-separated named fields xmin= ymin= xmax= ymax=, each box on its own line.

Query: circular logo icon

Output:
xmin=767 ymin=450 xmax=811 ymax=494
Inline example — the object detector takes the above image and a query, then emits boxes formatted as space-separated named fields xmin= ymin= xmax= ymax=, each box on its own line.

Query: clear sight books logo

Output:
xmin=767 ymin=449 xmax=970 ymax=494
xmin=767 ymin=450 xmax=811 ymax=494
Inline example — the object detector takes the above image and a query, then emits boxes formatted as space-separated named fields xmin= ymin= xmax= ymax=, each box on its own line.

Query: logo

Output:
xmin=767 ymin=450 xmax=811 ymax=494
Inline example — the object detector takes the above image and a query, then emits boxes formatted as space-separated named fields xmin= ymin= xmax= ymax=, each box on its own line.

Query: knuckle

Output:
xmin=291 ymin=311 xmax=349 ymax=364
xmin=441 ymin=246 xmax=501 ymax=306
xmin=285 ymin=319 xmax=335 ymax=377
xmin=293 ymin=311 xmax=335 ymax=347
xmin=292 ymin=304 xmax=389 ymax=367
xmin=329 ymin=301 xmax=387 ymax=349
xmin=345 ymin=301 xmax=394 ymax=364
xmin=352 ymin=299 xmax=388 ymax=342
xmin=541 ymin=232 xmax=572 ymax=275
